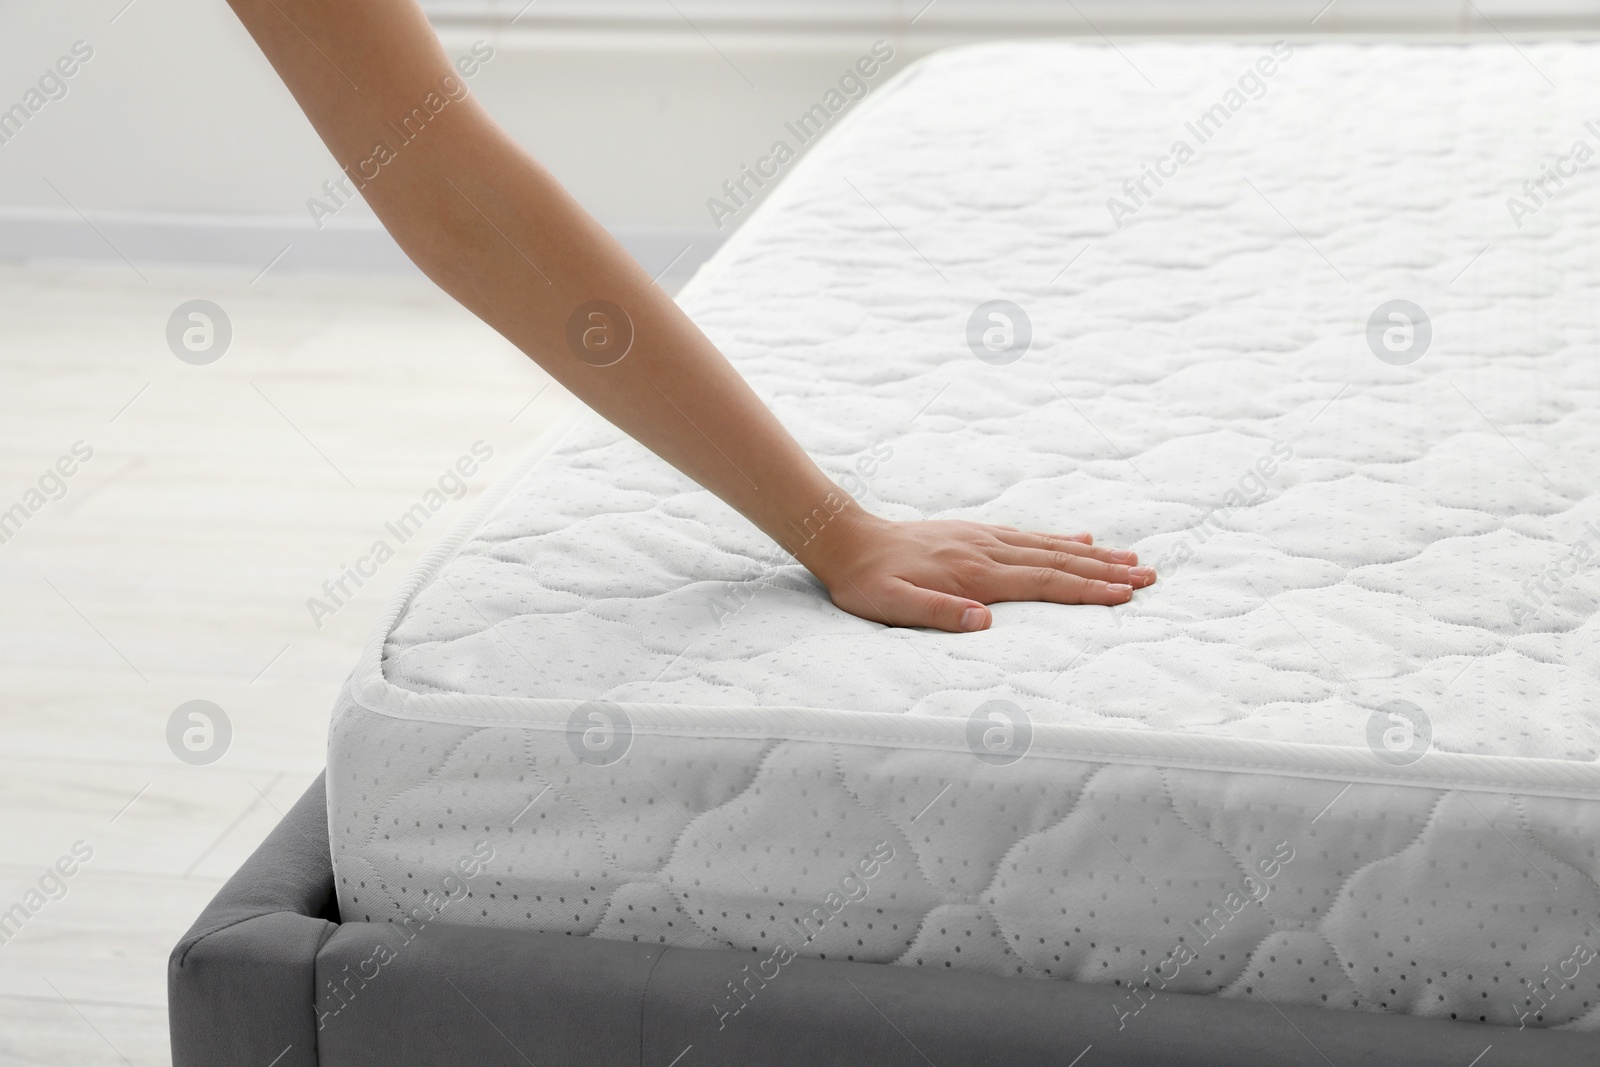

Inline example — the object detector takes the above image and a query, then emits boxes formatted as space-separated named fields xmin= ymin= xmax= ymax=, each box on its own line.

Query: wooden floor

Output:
xmin=0 ymin=259 xmax=584 ymax=1065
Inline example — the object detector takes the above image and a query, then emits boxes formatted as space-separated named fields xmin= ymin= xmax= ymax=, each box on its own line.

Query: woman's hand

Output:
xmin=800 ymin=511 xmax=1156 ymax=632
xmin=222 ymin=0 xmax=1149 ymax=633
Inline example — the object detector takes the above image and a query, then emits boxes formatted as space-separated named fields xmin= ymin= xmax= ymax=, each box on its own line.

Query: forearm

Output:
xmin=225 ymin=0 xmax=1154 ymax=632
xmin=225 ymin=0 xmax=852 ymax=559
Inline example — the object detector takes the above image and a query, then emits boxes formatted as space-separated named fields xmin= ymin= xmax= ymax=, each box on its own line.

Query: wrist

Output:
xmin=783 ymin=492 xmax=883 ymax=583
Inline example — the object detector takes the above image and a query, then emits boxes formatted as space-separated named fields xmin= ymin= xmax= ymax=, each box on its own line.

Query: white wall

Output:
xmin=1 ymin=0 xmax=1594 ymax=278
xmin=0 ymin=1 xmax=947 ymax=277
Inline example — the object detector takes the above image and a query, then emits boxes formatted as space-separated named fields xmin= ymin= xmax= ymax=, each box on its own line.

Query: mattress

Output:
xmin=328 ymin=40 xmax=1600 ymax=1031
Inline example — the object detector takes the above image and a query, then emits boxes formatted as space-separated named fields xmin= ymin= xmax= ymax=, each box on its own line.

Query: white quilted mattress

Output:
xmin=329 ymin=41 xmax=1600 ymax=1030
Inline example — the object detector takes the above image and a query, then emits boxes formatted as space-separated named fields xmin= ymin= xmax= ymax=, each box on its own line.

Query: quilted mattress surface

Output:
xmin=329 ymin=41 xmax=1600 ymax=1030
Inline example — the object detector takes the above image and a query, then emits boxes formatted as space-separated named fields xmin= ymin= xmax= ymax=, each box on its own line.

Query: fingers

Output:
xmin=993 ymin=525 xmax=1094 ymax=545
xmin=988 ymin=527 xmax=1134 ymax=564
xmin=826 ymin=522 xmax=1152 ymax=633
xmin=980 ymin=566 xmax=1136 ymax=607
xmin=842 ymin=577 xmax=990 ymax=632
xmin=989 ymin=546 xmax=1156 ymax=588
xmin=849 ymin=565 xmax=1137 ymax=626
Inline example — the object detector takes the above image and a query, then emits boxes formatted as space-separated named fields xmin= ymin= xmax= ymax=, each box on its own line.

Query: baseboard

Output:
xmin=423 ymin=0 xmax=1600 ymax=38
xmin=0 ymin=207 xmax=722 ymax=288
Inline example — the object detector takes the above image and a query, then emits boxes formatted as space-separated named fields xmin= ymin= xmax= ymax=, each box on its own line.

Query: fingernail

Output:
xmin=1111 ymin=550 xmax=1137 ymax=562
xmin=960 ymin=607 xmax=985 ymax=631
xmin=1129 ymin=566 xmax=1155 ymax=582
xmin=1109 ymin=584 xmax=1133 ymax=596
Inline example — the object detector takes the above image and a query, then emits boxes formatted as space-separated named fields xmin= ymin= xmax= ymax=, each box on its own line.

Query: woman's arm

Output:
xmin=223 ymin=0 xmax=1154 ymax=631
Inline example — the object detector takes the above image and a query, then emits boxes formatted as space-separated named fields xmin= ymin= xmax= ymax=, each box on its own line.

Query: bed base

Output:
xmin=169 ymin=775 xmax=1595 ymax=1065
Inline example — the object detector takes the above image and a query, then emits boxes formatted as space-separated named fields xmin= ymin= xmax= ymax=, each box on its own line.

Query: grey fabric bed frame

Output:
xmin=170 ymin=774 xmax=1595 ymax=1066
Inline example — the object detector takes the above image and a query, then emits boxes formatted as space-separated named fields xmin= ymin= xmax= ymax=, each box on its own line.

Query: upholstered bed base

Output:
xmin=170 ymin=775 xmax=1596 ymax=1066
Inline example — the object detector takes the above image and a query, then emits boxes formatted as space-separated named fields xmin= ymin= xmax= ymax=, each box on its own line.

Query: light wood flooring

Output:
xmin=0 ymin=258 xmax=587 ymax=1065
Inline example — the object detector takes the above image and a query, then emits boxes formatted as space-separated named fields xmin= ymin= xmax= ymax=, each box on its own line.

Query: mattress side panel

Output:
xmin=328 ymin=702 xmax=1600 ymax=1030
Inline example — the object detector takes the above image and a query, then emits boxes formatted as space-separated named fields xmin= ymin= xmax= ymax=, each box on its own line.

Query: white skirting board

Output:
xmin=0 ymin=206 xmax=721 ymax=286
